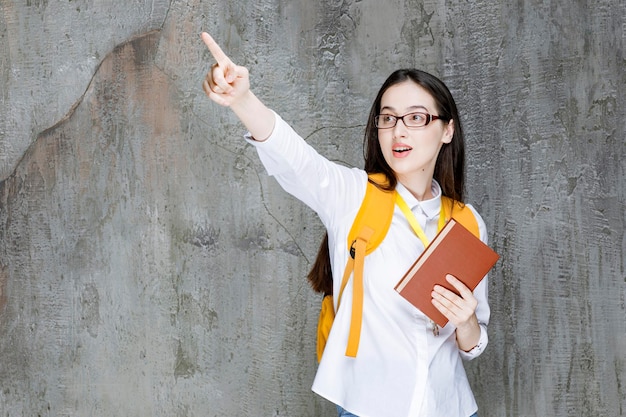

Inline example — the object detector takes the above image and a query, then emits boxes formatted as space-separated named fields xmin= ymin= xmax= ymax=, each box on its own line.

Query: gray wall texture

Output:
xmin=0 ymin=0 xmax=624 ymax=416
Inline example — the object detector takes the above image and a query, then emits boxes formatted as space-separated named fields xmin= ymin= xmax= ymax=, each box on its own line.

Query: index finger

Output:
xmin=201 ymin=32 xmax=230 ymax=65
xmin=445 ymin=274 xmax=472 ymax=297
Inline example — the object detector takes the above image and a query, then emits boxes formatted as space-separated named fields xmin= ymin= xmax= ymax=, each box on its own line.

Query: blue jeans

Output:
xmin=336 ymin=406 xmax=358 ymax=417
xmin=337 ymin=405 xmax=478 ymax=417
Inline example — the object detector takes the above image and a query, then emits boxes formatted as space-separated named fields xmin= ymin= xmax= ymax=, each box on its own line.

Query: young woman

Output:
xmin=201 ymin=32 xmax=489 ymax=417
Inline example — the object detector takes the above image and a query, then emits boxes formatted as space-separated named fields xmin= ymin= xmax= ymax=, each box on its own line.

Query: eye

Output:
xmin=382 ymin=115 xmax=395 ymax=123
xmin=408 ymin=113 xmax=426 ymax=123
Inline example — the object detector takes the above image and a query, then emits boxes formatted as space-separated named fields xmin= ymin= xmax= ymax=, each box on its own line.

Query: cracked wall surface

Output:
xmin=0 ymin=0 xmax=625 ymax=416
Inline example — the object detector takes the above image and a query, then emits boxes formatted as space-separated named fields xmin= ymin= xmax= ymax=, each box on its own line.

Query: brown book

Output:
xmin=394 ymin=218 xmax=499 ymax=327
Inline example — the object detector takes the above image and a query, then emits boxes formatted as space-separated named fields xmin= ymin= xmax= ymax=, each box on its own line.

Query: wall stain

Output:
xmin=182 ymin=225 xmax=220 ymax=250
xmin=0 ymin=263 xmax=7 ymax=316
xmin=174 ymin=340 xmax=196 ymax=379
xmin=80 ymin=283 xmax=100 ymax=338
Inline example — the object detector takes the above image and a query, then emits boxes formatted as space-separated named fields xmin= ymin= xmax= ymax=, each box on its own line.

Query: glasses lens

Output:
xmin=375 ymin=115 xmax=396 ymax=128
xmin=404 ymin=112 xmax=428 ymax=127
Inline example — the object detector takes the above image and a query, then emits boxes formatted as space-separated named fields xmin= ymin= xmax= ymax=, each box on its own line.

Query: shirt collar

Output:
xmin=395 ymin=180 xmax=442 ymax=220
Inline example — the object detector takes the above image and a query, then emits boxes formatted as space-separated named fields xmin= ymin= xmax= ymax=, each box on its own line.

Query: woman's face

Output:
xmin=377 ymin=80 xmax=454 ymax=185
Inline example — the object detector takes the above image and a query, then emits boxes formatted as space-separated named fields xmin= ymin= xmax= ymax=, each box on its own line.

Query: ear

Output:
xmin=441 ymin=119 xmax=454 ymax=144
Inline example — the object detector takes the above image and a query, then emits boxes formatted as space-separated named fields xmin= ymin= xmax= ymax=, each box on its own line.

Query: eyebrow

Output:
xmin=379 ymin=105 xmax=429 ymax=113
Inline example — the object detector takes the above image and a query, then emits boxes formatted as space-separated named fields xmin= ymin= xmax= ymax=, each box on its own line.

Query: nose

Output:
xmin=392 ymin=117 xmax=409 ymax=137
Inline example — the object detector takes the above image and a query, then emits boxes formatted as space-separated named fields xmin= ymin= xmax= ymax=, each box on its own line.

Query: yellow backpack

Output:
xmin=315 ymin=173 xmax=479 ymax=362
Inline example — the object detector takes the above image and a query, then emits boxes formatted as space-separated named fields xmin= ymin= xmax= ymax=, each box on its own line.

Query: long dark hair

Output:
xmin=307 ymin=69 xmax=466 ymax=295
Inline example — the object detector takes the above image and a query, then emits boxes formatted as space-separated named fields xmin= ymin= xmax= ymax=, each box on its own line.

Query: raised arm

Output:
xmin=201 ymin=32 xmax=275 ymax=141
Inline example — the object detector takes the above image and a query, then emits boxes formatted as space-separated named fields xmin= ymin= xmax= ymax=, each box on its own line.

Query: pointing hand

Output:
xmin=201 ymin=32 xmax=250 ymax=107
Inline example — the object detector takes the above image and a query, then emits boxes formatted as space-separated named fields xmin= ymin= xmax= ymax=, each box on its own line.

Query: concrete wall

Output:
xmin=0 ymin=1 xmax=624 ymax=416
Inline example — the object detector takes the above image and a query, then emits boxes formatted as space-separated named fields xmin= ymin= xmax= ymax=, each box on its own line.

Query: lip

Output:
xmin=392 ymin=143 xmax=413 ymax=158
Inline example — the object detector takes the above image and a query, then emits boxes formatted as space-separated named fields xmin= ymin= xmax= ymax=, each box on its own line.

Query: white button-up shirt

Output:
xmin=248 ymin=112 xmax=490 ymax=417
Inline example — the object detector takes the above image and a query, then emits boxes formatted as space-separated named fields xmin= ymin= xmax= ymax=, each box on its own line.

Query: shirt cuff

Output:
xmin=242 ymin=111 xmax=306 ymax=178
xmin=243 ymin=110 xmax=279 ymax=143
xmin=459 ymin=323 xmax=488 ymax=360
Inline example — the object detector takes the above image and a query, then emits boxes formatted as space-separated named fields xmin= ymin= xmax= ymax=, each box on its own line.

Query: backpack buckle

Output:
xmin=349 ymin=240 xmax=356 ymax=259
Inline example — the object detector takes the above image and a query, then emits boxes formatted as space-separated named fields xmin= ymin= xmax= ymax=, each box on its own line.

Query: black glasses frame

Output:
xmin=374 ymin=112 xmax=448 ymax=129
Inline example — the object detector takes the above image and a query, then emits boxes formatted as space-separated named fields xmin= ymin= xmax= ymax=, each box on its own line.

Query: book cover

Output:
xmin=394 ymin=218 xmax=499 ymax=327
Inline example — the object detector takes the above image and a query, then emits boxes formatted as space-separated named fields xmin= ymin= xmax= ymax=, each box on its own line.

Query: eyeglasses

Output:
xmin=374 ymin=112 xmax=447 ymax=129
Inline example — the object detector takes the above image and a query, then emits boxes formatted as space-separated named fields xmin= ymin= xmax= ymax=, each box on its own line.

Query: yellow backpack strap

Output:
xmin=342 ymin=226 xmax=373 ymax=357
xmin=346 ymin=173 xmax=396 ymax=255
xmin=339 ymin=173 xmax=395 ymax=358
xmin=441 ymin=196 xmax=479 ymax=238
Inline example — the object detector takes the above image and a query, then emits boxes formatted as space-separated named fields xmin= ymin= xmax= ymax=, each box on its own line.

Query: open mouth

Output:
xmin=393 ymin=146 xmax=413 ymax=154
